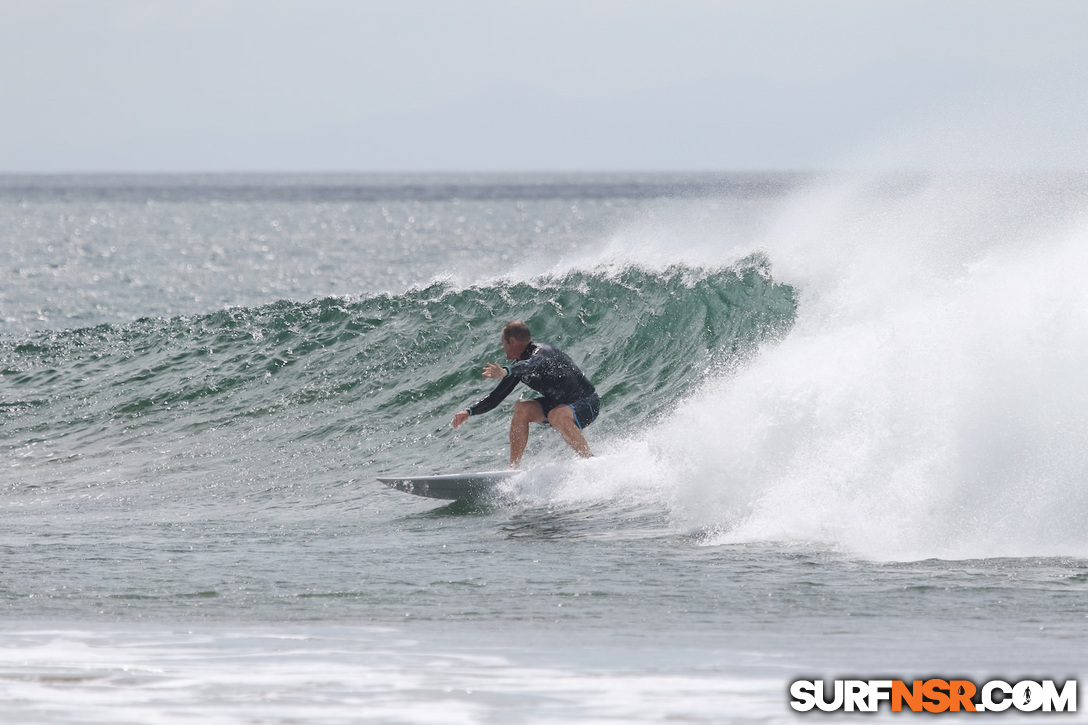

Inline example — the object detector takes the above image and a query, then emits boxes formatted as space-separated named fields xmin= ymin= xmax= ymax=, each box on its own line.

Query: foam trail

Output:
xmin=600 ymin=175 xmax=1088 ymax=560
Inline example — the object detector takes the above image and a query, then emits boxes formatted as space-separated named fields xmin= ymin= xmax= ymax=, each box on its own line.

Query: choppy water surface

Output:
xmin=1 ymin=173 xmax=1086 ymax=722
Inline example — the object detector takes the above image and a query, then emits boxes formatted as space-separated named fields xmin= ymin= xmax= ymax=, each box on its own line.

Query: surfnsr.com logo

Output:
xmin=789 ymin=679 xmax=1077 ymax=713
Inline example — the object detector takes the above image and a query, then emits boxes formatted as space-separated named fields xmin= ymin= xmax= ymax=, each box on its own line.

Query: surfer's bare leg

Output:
xmin=547 ymin=406 xmax=593 ymax=459
xmin=509 ymin=400 xmax=545 ymax=468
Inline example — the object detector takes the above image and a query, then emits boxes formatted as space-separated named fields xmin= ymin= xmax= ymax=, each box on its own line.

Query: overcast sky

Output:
xmin=2 ymin=0 xmax=1086 ymax=173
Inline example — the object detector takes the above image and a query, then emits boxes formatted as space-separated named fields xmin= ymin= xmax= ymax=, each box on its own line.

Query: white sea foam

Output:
xmin=0 ymin=626 xmax=786 ymax=725
xmin=583 ymin=174 xmax=1088 ymax=560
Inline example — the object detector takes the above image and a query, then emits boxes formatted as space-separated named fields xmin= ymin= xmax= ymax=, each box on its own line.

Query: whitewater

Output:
xmin=1 ymin=173 xmax=1085 ymax=723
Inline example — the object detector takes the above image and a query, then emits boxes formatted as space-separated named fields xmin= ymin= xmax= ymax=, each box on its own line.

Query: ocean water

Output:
xmin=1 ymin=173 xmax=1086 ymax=723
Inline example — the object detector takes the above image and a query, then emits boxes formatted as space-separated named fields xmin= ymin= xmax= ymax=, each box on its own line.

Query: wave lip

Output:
xmin=0 ymin=261 xmax=796 ymax=501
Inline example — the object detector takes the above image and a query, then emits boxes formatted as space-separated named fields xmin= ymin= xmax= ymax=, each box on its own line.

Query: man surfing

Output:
xmin=451 ymin=321 xmax=600 ymax=468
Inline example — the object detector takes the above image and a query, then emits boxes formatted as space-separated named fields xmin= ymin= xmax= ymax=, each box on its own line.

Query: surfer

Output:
xmin=451 ymin=321 xmax=599 ymax=468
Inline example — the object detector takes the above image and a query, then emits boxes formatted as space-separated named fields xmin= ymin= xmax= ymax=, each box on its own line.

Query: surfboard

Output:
xmin=377 ymin=470 xmax=520 ymax=500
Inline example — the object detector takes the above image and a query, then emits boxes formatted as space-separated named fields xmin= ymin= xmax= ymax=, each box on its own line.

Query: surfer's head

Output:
xmin=502 ymin=321 xmax=531 ymax=343
xmin=502 ymin=321 xmax=531 ymax=359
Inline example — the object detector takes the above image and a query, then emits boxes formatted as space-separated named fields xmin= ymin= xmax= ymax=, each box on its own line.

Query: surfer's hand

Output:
xmin=482 ymin=363 xmax=507 ymax=379
xmin=452 ymin=410 xmax=470 ymax=429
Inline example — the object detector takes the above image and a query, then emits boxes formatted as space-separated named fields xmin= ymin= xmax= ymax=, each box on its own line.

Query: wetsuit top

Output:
xmin=467 ymin=342 xmax=596 ymax=417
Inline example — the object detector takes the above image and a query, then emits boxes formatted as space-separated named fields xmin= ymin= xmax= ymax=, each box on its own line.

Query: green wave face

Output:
xmin=1 ymin=259 xmax=795 ymax=481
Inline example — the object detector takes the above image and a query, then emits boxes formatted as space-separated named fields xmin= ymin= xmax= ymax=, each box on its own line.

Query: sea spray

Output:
xmin=612 ymin=174 xmax=1088 ymax=559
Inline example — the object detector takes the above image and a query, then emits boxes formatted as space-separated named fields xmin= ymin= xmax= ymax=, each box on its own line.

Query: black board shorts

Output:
xmin=534 ymin=392 xmax=600 ymax=430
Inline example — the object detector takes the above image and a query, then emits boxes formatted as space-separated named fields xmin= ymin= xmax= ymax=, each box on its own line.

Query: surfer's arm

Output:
xmin=466 ymin=375 xmax=518 ymax=417
xmin=482 ymin=362 xmax=511 ymax=379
